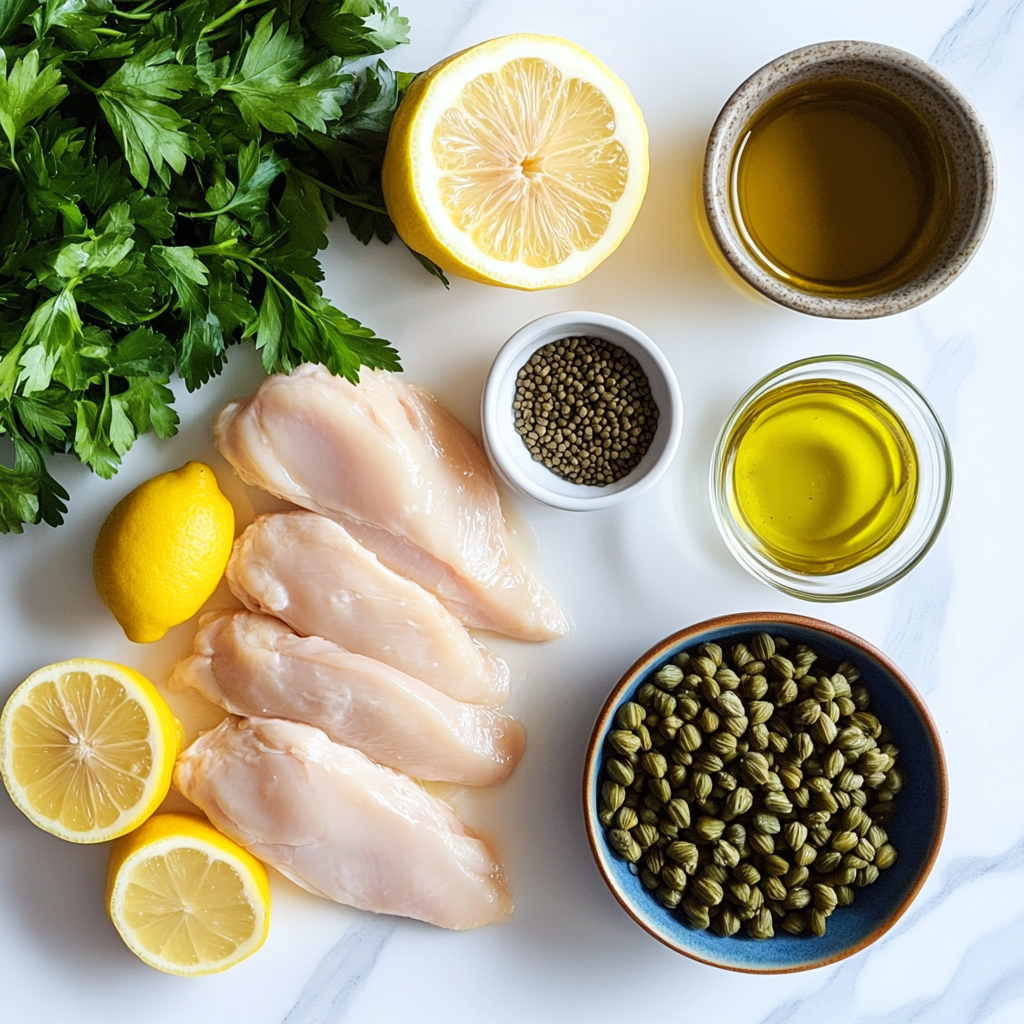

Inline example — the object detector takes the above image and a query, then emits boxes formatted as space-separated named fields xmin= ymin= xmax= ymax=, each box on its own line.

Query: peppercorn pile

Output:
xmin=513 ymin=337 xmax=659 ymax=486
xmin=596 ymin=633 xmax=902 ymax=938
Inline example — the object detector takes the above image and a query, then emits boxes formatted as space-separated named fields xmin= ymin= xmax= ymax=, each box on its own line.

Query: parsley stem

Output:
xmin=62 ymin=68 xmax=99 ymax=95
xmin=0 ymin=339 xmax=26 ymax=402
xmin=101 ymin=370 xmax=111 ymax=427
xmin=194 ymin=240 xmax=318 ymax=317
xmin=200 ymin=0 xmax=270 ymax=37
xmin=110 ymin=1 xmax=162 ymax=20
xmin=294 ymin=170 xmax=389 ymax=215
xmin=133 ymin=301 xmax=171 ymax=323
xmin=243 ymin=260 xmax=317 ymax=316
xmin=194 ymin=239 xmax=245 ymax=258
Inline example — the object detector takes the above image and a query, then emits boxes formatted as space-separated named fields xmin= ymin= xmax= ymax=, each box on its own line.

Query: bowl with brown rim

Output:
xmin=583 ymin=612 xmax=947 ymax=972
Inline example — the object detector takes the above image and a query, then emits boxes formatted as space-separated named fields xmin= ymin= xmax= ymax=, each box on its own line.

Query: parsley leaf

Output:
xmin=95 ymin=41 xmax=197 ymax=186
xmin=0 ymin=416 xmax=69 ymax=530
xmin=0 ymin=458 xmax=42 ymax=532
xmin=251 ymin=272 xmax=398 ymax=382
xmin=0 ymin=0 xmax=424 ymax=533
xmin=0 ymin=0 xmax=36 ymax=43
xmin=309 ymin=1 xmax=410 ymax=59
xmin=152 ymin=244 xmax=230 ymax=390
xmin=11 ymin=390 xmax=72 ymax=448
xmin=117 ymin=373 xmax=178 ymax=440
xmin=74 ymin=393 xmax=120 ymax=477
xmin=13 ymin=287 xmax=84 ymax=396
xmin=279 ymin=168 xmax=331 ymax=253
xmin=223 ymin=13 xmax=349 ymax=134
xmin=0 ymin=48 xmax=68 ymax=155
xmin=196 ymin=140 xmax=286 ymax=220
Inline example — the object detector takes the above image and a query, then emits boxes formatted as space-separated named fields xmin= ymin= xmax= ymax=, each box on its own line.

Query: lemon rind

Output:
xmin=93 ymin=462 xmax=235 ymax=644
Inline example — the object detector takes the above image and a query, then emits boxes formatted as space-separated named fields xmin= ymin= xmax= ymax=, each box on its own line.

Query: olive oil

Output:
xmin=730 ymin=79 xmax=953 ymax=296
xmin=727 ymin=379 xmax=918 ymax=574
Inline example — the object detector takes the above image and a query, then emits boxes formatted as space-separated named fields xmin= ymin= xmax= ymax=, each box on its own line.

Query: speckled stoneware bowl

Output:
xmin=583 ymin=612 xmax=947 ymax=973
xmin=703 ymin=41 xmax=995 ymax=319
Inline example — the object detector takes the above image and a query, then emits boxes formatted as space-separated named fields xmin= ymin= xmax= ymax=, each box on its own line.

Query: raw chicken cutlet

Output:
xmin=228 ymin=511 xmax=509 ymax=706
xmin=174 ymin=716 xmax=514 ymax=930
xmin=169 ymin=610 xmax=525 ymax=786
xmin=214 ymin=365 xmax=568 ymax=641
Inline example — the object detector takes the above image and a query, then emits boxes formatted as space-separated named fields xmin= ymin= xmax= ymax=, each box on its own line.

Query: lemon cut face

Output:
xmin=0 ymin=660 xmax=181 ymax=843
xmin=106 ymin=813 xmax=270 ymax=976
xmin=383 ymin=35 xmax=649 ymax=289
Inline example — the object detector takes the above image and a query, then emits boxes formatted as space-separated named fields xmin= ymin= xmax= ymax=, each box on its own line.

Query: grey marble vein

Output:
xmin=882 ymin=913 xmax=1024 ymax=1024
xmin=931 ymin=0 xmax=1024 ymax=80
xmin=281 ymin=918 xmax=398 ymax=1024
xmin=752 ymin=832 xmax=1024 ymax=1024
xmin=930 ymin=0 xmax=1024 ymax=125
xmin=881 ymin=330 xmax=974 ymax=692
xmin=759 ymin=4 xmax=1023 ymax=1021
xmin=442 ymin=0 xmax=484 ymax=52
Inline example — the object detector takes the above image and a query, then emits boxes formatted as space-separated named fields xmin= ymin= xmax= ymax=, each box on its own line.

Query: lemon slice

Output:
xmin=382 ymin=34 xmax=649 ymax=289
xmin=106 ymin=813 xmax=270 ymax=976
xmin=0 ymin=660 xmax=181 ymax=843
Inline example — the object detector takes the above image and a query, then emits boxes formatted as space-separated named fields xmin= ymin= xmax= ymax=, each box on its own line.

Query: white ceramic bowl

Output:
xmin=482 ymin=311 xmax=683 ymax=511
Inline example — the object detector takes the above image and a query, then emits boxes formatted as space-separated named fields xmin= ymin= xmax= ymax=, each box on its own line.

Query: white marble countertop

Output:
xmin=2 ymin=1 xmax=1023 ymax=1021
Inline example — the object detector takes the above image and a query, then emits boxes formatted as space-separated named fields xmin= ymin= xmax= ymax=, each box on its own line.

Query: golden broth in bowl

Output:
xmin=703 ymin=41 xmax=994 ymax=318
xmin=730 ymin=79 xmax=954 ymax=298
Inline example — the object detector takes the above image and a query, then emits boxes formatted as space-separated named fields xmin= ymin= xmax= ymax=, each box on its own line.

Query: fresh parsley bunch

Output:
xmin=0 ymin=0 xmax=433 ymax=533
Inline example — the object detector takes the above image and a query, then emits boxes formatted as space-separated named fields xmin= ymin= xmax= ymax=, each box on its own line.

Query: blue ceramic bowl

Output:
xmin=583 ymin=612 xmax=947 ymax=973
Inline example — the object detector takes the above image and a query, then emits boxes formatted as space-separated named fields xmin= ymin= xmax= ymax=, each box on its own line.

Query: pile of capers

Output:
xmin=597 ymin=633 xmax=901 ymax=938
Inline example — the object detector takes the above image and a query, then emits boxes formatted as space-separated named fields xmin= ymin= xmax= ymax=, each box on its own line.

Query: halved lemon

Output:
xmin=0 ymin=659 xmax=181 ymax=843
xmin=106 ymin=813 xmax=270 ymax=976
xmin=382 ymin=34 xmax=649 ymax=289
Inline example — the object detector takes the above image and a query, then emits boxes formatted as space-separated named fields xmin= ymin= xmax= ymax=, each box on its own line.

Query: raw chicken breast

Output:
xmin=174 ymin=716 xmax=514 ymax=930
xmin=168 ymin=610 xmax=525 ymax=786
xmin=214 ymin=365 xmax=568 ymax=641
xmin=228 ymin=511 xmax=509 ymax=706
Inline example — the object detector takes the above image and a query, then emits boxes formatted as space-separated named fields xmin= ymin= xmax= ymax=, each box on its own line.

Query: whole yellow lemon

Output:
xmin=93 ymin=462 xmax=235 ymax=643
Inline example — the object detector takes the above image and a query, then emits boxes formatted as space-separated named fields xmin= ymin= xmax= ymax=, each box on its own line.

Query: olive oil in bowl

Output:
xmin=726 ymin=379 xmax=919 ymax=575
xmin=711 ymin=356 xmax=952 ymax=600
xmin=730 ymin=78 xmax=954 ymax=297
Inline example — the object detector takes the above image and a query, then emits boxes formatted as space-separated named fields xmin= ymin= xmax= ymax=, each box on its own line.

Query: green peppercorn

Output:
xmin=514 ymin=336 xmax=659 ymax=486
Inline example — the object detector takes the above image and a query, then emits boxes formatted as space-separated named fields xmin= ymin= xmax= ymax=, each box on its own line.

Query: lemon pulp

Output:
xmin=382 ymin=34 xmax=649 ymax=289
xmin=107 ymin=813 xmax=270 ymax=975
xmin=123 ymin=847 xmax=256 ymax=964
xmin=728 ymin=379 xmax=918 ymax=574
xmin=0 ymin=660 xmax=180 ymax=843
xmin=433 ymin=56 xmax=629 ymax=267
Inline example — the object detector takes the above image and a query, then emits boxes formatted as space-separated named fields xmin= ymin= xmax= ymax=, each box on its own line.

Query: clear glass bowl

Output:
xmin=709 ymin=355 xmax=952 ymax=600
